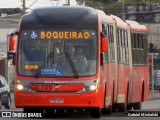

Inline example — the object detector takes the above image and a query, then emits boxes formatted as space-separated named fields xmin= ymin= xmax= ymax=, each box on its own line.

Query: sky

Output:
xmin=0 ymin=0 xmax=78 ymax=10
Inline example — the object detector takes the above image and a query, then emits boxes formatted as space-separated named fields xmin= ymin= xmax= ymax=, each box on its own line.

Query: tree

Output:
xmin=13 ymin=8 xmax=22 ymax=13
xmin=100 ymin=0 xmax=117 ymax=3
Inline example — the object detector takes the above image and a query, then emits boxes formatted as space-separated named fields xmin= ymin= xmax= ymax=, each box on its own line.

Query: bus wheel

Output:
xmin=24 ymin=107 xmax=44 ymax=113
xmin=90 ymin=108 xmax=100 ymax=118
xmin=57 ymin=109 xmax=65 ymax=116
xmin=112 ymin=104 xmax=116 ymax=112
xmin=101 ymin=106 xmax=112 ymax=115
xmin=45 ymin=108 xmax=55 ymax=118
xmin=133 ymin=102 xmax=141 ymax=110
xmin=117 ymin=103 xmax=126 ymax=112
xmin=127 ymin=104 xmax=132 ymax=110
xmin=4 ymin=96 xmax=11 ymax=109
xmin=23 ymin=107 xmax=34 ymax=113
xmin=0 ymin=96 xmax=2 ymax=109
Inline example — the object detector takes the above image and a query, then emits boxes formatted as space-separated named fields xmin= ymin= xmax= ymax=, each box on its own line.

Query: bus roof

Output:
xmin=96 ymin=10 xmax=113 ymax=24
xmin=20 ymin=6 xmax=98 ymax=30
xmin=126 ymin=20 xmax=148 ymax=32
xmin=110 ymin=15 xmax=128 ymax=29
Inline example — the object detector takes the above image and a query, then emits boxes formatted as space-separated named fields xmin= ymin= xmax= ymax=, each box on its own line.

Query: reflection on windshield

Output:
xmin=18 ymin=29 xmax=97 ymax=77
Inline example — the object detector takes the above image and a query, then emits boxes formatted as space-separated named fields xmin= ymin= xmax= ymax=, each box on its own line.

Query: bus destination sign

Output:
xmin=40 ymin=31 xmax=90 ymax=40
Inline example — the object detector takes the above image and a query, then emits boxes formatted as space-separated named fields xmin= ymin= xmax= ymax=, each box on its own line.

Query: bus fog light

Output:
xmin=85 ymin=86 xmax=90 ymax=91
xmin=90 ymin=85 xmax=96 ymax=91
xmin=24 ymin=86 xmax=29 ymax=91
xmin=17 ymin=84 xmax=24 ymax=90
xmin=17 ymin=80 xmax=21 ymax=84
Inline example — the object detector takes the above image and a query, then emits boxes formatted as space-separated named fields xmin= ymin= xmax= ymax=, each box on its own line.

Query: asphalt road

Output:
xmin=0 ymin=94 xmax=160 ymax=119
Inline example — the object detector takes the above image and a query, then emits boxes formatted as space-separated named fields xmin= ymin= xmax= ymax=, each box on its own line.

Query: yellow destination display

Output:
xmin=40 ymin=31 xmax=90 ymax=39
xmin=24 ymin=65 xmax=39 ymax=70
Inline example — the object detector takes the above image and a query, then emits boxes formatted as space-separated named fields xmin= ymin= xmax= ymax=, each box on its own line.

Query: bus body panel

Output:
xmin=108 ymin=63 xmax=116 ymax=105
xmin=117 ymin=64 xmax=129 ymax=104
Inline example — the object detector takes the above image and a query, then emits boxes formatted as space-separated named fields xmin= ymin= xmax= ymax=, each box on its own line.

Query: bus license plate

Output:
xmin=50 ymin=98 xmax=64 ymax=104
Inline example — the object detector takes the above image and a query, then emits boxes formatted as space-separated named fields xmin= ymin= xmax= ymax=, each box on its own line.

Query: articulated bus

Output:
xmin=8 ymin=6 xmax=149 ymax=118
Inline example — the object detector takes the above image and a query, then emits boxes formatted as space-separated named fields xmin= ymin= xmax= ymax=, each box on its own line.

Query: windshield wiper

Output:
xmin=35 ymin=52 xmax=54 ymax=78
xmin=35 ymin=50 xmax=79 ymax=79
xmin=65 ymin=51 xmax=79 ymax=79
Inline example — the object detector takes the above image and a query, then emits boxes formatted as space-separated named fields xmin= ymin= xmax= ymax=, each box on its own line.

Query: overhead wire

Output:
xmin=26 ymin=0 xmax=39 ymax=10
xmin=56 ymin=0 xmax=60 ymax=6
xmin=50 ymin=0 xmax=54 ymax=6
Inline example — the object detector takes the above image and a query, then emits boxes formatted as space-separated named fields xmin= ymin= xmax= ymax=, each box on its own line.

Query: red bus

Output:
xmin=8 ymin=6 xmax=149 ymax=118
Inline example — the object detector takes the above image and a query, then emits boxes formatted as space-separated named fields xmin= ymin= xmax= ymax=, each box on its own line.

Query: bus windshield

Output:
xmin=18 ymin=28 xmax=97 ymax=77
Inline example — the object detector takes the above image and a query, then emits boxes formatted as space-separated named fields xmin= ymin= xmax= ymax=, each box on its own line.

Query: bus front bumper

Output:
xmin=14 ymin=91 xmax=103 ymax=108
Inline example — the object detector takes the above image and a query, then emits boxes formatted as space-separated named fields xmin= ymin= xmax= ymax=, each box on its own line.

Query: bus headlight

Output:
xmin=17 ymin=84 xmax=24 ymax=91
xmin=85 ymin=85 xmax=97 ymax=91
xmin=90 ymin=85 xmax=96 ymax=91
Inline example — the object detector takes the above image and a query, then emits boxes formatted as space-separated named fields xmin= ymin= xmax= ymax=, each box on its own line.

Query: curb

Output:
xmin=147 ymin=97 xmax=160 ymax=101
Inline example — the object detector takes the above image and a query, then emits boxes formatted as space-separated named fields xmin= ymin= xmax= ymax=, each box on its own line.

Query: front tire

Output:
xmin=132 ymin=102 xmax=141 ymax=110
xmin=0 ymin=96 xmax=2 ymax=109
xmin=4 ymin=94 xmax=11 ymax=109
xmin=45 ymin=108 xmax=55 ymax=118
xmin=90 ymin=108 xmax=100 ymax=118
xmin=127 ymin=104 xmax=132 ymax=110
xmin=56 ymin=109 xmax=65 ymax=116
xmin=23 ymin=107 xmax=34 ymax=113
xmin=102 ymin=106 xmax=112 ymax=115
xmin=117 ymin=103 xmax=126 ymax=112
xmin=24 ymin=107 xmax=44 ymax=113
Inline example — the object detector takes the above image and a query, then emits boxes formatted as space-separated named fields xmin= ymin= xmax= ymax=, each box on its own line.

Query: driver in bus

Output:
xmin=74 ymin=48 xmax=88 ymax=72
xmin=68 ymin=45 xmax=76 ymax=59
xmin=67 ymin=46 xmax=88 ymax=72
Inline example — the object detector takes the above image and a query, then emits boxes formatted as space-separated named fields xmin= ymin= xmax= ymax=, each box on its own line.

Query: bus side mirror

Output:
xmin=9 ymin=35 xmax=16 ymax=51
xmin=8 ymin=31 xmax=18 ymax=65
xmin=9 ymin=31 xmax=18 ymax=51
xmin=101 ymin=37 xmax=108 ymax=52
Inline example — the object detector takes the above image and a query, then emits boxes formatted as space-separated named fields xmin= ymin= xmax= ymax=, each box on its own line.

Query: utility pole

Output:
xmin=151 ymin=53 xmax=154 ymax=97
xmin=22 ymin=0 xmax=26 ymax=14
xmin=6 ymin=34 xmax=9 ymax=88
xmin=68 ymin=0 xmax=70 ymax=5
xmin=122 ymin=0 xmax=125 ymax=20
